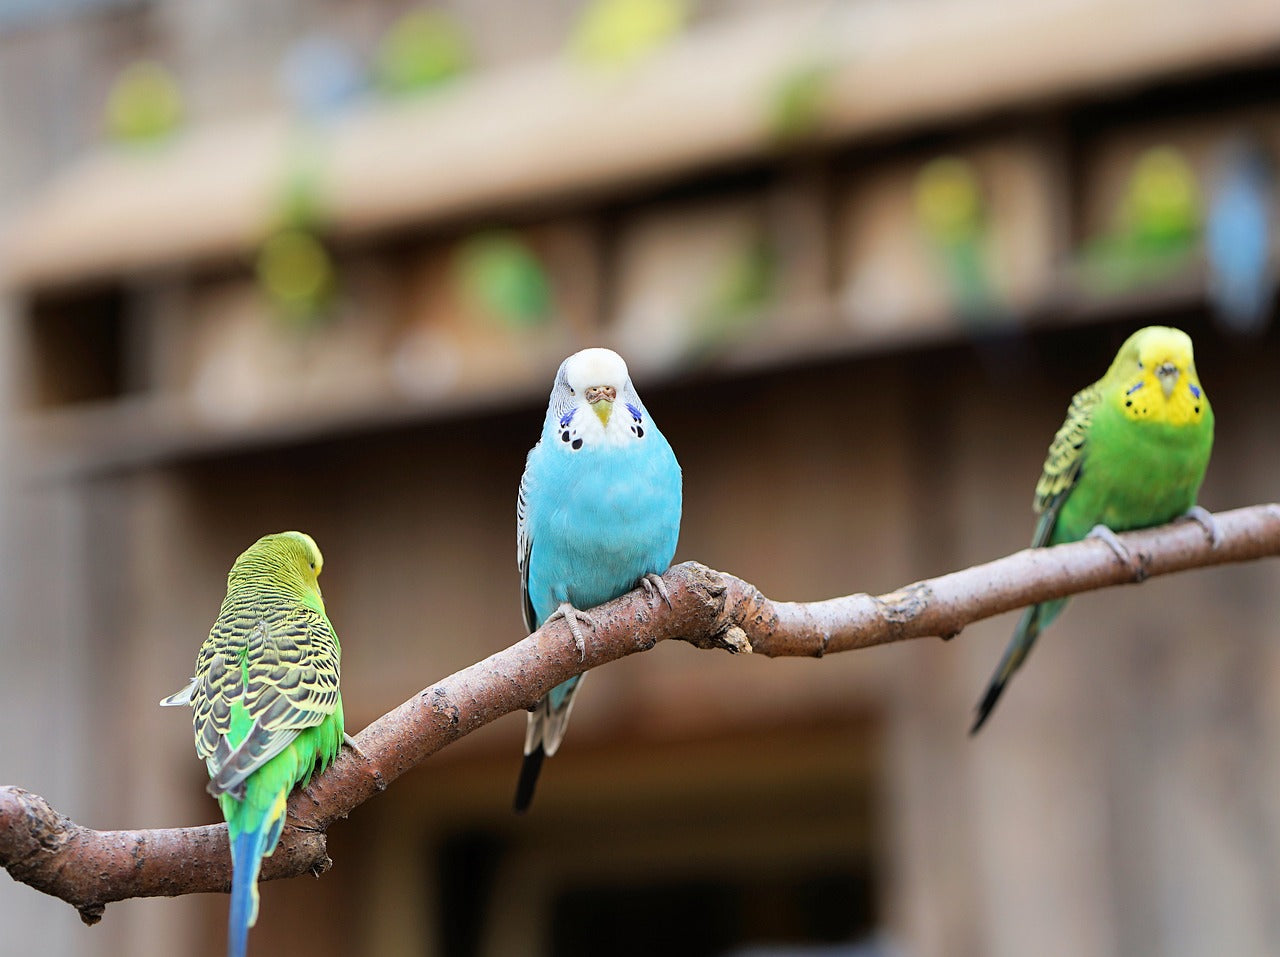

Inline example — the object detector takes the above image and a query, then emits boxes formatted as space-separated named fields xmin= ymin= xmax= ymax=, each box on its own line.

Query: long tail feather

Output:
xmin=226 ymin=788 xmax=287 ymax=957
xmin=513 ymin=675 xmax=584 ymax=812
xmin=513 ymin=745 xmax=545 ymax=814
xmin=227 ymin=826 xmax=268 ymax=957
xmin=970 ymin=603 xmax=1045 ymax=735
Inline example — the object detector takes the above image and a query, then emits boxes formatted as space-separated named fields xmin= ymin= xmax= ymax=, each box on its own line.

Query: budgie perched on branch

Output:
xmin=970 ymin=327 xmax=1216 ymax=733
xmin=515 ymin=348 xmax=682 ymax=811
xmin=161 ymin=531 xmax=349 ymax=957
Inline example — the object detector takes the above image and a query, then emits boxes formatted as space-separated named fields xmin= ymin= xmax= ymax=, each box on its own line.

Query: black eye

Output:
xmin=309 ymin=562 xmax=316 ymax=570
xmin=1137 ymin=361 xmax=1144 ymax=370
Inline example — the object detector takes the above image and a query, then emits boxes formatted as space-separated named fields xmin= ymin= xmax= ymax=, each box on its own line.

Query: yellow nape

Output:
xmin=280 ymin=530 xmax=324 ymax=575
xmin=1110 ymin=326 xmax=1207 ymax=427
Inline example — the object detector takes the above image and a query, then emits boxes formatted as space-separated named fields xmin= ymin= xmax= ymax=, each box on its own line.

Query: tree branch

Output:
xmin=4 ymin=503 xmax=1278 ymax=923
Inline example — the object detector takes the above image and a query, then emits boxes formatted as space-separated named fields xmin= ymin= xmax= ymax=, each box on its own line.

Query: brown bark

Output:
xmin=3 ymin=503 xmax=1277 ymax=924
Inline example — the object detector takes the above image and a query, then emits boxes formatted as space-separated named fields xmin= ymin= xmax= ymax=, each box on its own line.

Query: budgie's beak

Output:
xmin=1155 ymin=361 xmax=1181 ymax=399
xmin=586 ymin=385 xmax=616 ymax=426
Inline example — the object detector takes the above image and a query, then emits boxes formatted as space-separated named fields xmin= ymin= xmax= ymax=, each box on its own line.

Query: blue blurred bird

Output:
xmin=279 ymin=34 xmax=365 ymax=121
xmin=1206 ymin=137 xmax=1276 ymax=336
xmin=515 ymin=348 xmax=682 ymax=812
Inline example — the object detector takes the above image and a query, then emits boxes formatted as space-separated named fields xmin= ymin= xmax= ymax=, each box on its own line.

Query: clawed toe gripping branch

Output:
xmin=3 ymin=504 xmax=1279 ymax=922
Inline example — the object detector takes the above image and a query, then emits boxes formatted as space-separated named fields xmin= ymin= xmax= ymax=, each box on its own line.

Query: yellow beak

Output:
xmin=586 ymin=385 xmax=616 ymax=426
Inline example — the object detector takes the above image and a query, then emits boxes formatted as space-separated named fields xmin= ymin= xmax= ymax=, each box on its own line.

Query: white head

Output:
xmin=545 ymin=348 xmax=650 ymax=450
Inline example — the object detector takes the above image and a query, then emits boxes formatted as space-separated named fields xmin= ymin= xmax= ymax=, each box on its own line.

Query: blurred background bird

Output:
xmin=568 ymin=0 xmax=688 ymax=69
xmin=1205 ymin=135 xmax=1276 ymax=337
xmin=913 ymin=156 xmax=999 ymax=325
xmin=104 ymin=59 xmax=184 ymax=145
xmin=374 ymin=7 xmax=471 ymax=96
xmin=454 ymin=231 xmax=554 ymax=331
xmin=1082 ymin=145 xmax=1201 ymax=293
xmin=278 ymin=34 xmax=366 ymax=122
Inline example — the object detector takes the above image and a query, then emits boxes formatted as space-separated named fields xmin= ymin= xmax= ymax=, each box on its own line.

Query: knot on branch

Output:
xmin=669 ymin=562 xmax=770 ymax=654
xmin=870 ymin=578 xmax=931 ymax=632
xmin=0 ymin=787 xmax=72 ymax=870
xmin=875 ymin=582 xmax=932 ymax=624
xmin=14 ymin=788 xmax=71 ymax=853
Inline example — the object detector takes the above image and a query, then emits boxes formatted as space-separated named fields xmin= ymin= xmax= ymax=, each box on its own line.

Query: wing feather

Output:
xmin=193 ymin=604 xmax=341 ymax=799
xmin=517 ymin=444 xmax=538 ymax=634
xmin=1030 ymin=382 xmax=1099 ymax=547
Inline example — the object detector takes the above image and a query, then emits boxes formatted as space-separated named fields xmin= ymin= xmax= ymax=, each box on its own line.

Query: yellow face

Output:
xmin=1112 ymin=326 xmax=1207 ymax=427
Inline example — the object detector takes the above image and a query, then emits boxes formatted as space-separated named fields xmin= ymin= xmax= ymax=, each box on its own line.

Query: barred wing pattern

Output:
xmin=517 ymin=455 xmax=538 ymax=634
xmin=192 ymin=598 xmax=341 ymax=800
xmin=1030 ymin=383 xmax=1099 ymax=547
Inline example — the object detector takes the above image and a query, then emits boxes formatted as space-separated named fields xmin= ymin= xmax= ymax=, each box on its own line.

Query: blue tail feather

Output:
xmin=227 ymin=825 xmax=270 ymax=957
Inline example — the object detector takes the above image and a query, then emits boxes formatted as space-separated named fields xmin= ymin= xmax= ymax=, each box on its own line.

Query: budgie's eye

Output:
xmin=309 ymin=562 xmax=316 ymax=570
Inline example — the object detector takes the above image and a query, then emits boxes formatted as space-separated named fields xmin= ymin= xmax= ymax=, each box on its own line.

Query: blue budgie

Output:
xmin=514 ymin=348 xmax=682 ymax=812
xmin=1206 ymin=137 xmax=1275 ymax=336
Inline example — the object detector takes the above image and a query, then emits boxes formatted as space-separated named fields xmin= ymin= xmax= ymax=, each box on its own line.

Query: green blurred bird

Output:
xmin=162 ymin=532 xmax=350 ymax=957
xmin=1083 ymin=146 xmax=1201 ymax=292
xmin=375 ymin=8 xmax=470 ymax=96
xmin=914 ymin=156 xmax=997 ymax=322
xmin=766 ymin=59 xmax=835 ymax=143
xmin=256 ymin=228 xmax=336 ymax=324
xmin=105 ymin=60 xmax=183 ymax=144
xmin=569 ymin=0 xmax=687 ymax=68
xmin=454 ymin=231 xmax=553 ymax=329
xmin=970 ymin=327 xmax=1216 ymax=733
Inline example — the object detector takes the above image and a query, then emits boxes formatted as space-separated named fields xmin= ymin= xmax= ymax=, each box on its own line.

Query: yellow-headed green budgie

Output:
xmin=161 ymin=532 xmax=347 ymax=957
xmin=970 ymin=326 xmax=1216 ymax=733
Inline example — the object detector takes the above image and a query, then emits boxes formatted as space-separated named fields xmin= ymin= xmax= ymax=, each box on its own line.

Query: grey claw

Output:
xmin=641 ymin=573 xmax=673 ymax=609
xmin=1086 ymin=523 xmax=1134 ymax=567
xmin=548 ymin=602 xmax=596 ymax=661
xmin=343 ymin=732 xmax=368 ymax=761
xmin=1181 ymin=505 xmax=1221 ymax=548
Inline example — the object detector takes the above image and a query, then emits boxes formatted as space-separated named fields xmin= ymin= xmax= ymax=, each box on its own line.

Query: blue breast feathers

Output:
xmin=522 ymin=423 xmax=682 ymax=626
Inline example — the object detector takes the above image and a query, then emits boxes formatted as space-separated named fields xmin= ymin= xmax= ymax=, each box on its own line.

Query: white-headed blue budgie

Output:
xmin=514 ymin=348 xmax=682 ymax=811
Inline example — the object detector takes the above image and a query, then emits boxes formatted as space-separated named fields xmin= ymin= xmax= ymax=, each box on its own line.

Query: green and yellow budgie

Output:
xmin=161 ymin=532 xmax=347 ymax=957
xmin=970 ymin=326 xmax=1216 ymax=733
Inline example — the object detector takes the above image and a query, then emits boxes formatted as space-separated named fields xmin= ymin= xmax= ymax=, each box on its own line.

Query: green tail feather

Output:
xmin=970 ymin=597 xmax=1066 ymax=734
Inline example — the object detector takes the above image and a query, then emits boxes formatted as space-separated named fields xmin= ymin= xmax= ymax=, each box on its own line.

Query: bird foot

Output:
xmin=640 ymin=573 xmax=673 ymax=609
xmin=546 ymin=602 xmax=597 ymax=661
xmin=1179 ymin=505 xmax=1222 ymax=548
xmin=343 ymin=732 xmax=368 ymax=761
xmin=1086 ymin=524 xmax=1143 ymax=578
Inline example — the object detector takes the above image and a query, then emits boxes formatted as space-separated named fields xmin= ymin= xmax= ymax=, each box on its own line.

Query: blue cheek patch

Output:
xmin=559 ymin=409 xmax=576 ymax=428
xmin=1126 ymin=382 xmax=1145 ymax=395
xmin=1189 ymin=384 xmax=1202 ymax=399
xmin=626 ymin=402 xmax=643 ymax=423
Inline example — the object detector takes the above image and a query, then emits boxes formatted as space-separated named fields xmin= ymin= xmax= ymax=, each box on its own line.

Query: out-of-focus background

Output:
xmin=2 ymin=1 xmax=1279 ymax=955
